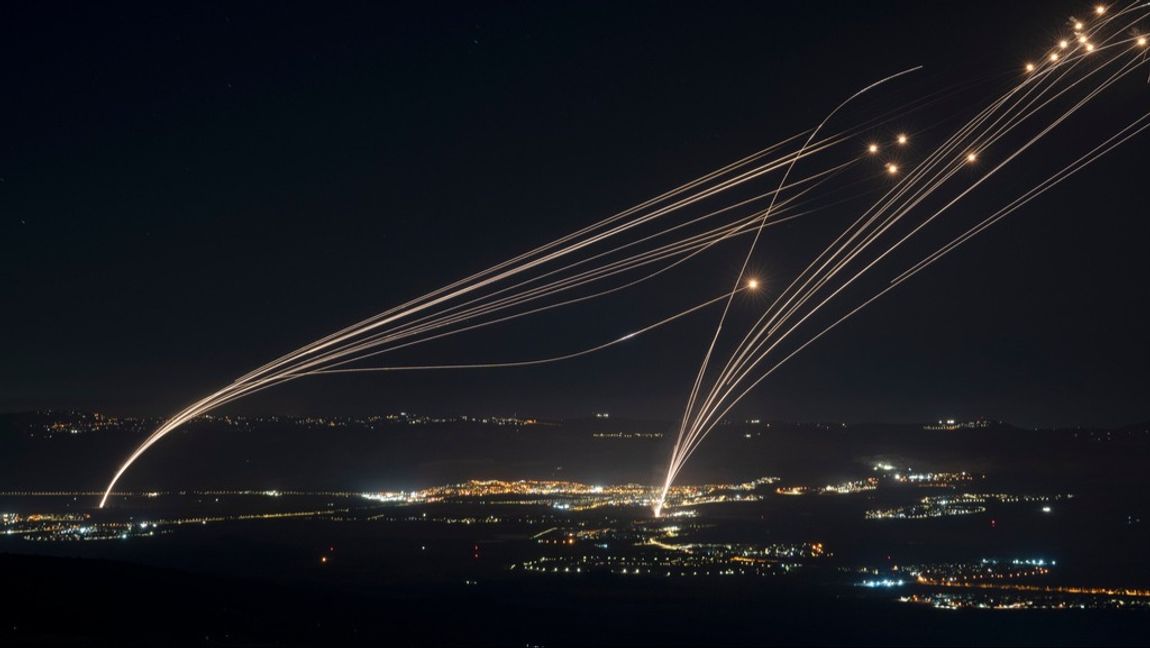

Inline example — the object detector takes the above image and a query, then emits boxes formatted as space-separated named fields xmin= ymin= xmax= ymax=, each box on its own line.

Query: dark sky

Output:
xmin=3 ymin=1 xmax=1147 ymax=427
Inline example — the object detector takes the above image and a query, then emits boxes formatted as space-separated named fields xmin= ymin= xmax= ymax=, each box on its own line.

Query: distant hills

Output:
xmin=1 ymin=410 xmax=1147 ymax=494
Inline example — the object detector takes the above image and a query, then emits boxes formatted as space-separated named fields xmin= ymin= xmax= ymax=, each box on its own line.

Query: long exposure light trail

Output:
xmin=98 ymin=3 xmax=1150 ymax=512
xmin=653 ymin=3 xmax=1150 ymax=514
xmin=97 ymin=97 xmax=917 ymax=507
xmin=301 ymin=285 xmax=756 ymax=375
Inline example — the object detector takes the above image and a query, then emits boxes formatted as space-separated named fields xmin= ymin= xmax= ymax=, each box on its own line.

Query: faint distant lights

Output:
xmin=923 ymin=418 xmax=991 ymax=431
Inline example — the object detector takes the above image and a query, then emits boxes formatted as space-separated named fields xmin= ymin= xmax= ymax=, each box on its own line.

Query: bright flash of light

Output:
xmin=1059 ymin=39 xmax=1069 ymax=49
xmin=1138 ymin=37 xmax=1147 ymax=47
xmin=1085 ymin=42 xmax=1095 ymax=52
xmin=896 ymin=133 xmax=908 ymax=145
xmin=867 ymin=143 xmax=879 ymax=154
xmin=886 ymin=163 xmax=899 ymax=175
xmin=747 ymin=279 xmax=760 ymax=290
xmin=1025 ymin=62 xmax=1036 ymax=72
xmin=1095 ymin=5 xmax=1106 ymax=16
xmin=1049 ymin=52 xmax=1060 ymax=62
xmin=1074 ymin=21 xmax=1084 ymax=31
xmin=966 ymin=152 xmax=978 ymax=163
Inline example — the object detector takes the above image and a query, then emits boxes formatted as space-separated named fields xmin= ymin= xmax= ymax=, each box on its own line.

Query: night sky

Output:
xmin=4 ymin=1 xmax=1148 ymax=427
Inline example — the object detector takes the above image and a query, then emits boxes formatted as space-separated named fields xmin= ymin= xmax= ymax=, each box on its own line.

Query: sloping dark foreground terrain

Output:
xmin=4 ymin=552 xmax=1150 ymax=647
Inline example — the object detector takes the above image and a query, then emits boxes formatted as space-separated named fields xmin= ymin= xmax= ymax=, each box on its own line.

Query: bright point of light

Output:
xmin=1042 ymin=506 xmax=1052 ymax=513
xmin=886 ymin=163 xmax=899 ymax=175
xmin=896 ymin=133 xmax=908 ymax=145
xmin=867 ymin=143 xmax=879 ymax=154
xmin=1095 ymin=5 xmax=1106 ymax=15
xmin=1139 ymin=37 xmax=1148 ymax=47
xmin=966 ymin=152 xmax=978 ymax=163
xmin=1049 ymin=52 xmax=1060 ymax=62
xmin=1059 ymin=40 xmax=1069 ymax=49
xmin=1074 ymin=21 xmax=1084 ymax=31
xmin=1085 ymin=42 xmax=1095 ymax=52
xmin=1025 ymin=62 xmax=1035 ymax=72
xmin=747 ymin=279 xmax=760 ymax=290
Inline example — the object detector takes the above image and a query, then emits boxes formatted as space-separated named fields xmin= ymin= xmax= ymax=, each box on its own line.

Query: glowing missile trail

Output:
xmin=653 ymin=3 xmax=1150 ymax=515
xmin=98 ymin=124 xmax=877 ymax=507
xmin=99 ymin=2 xmax=1150 ymax=511
xmin=302 ymin=285 xmax=753 ymax=375
xmin=668 ymin=66 xmax=922 ymax=510
xmin=100 ymin=70 xmax=985 ymax=508
xmin=664 ymin=49 xmax=1148 ymax=502
xmin=667 ymin=2 xmax=1150 ymax=490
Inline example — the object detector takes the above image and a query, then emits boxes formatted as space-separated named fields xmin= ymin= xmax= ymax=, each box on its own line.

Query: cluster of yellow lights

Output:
xmin=866 ymin=135 xmax=908 ymax=175
xmin=869 ymin=127 xmax=980 ymax=172
xmin=1021 ymin=6 xmax=1138 ymax=74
